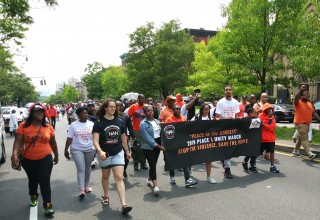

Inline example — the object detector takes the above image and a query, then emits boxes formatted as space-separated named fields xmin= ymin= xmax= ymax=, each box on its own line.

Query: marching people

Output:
xmin=92 ymin=99 xmax=132 ymax=215
xmin=292 ymin=85 xmax=320 ymax=159
xmin=175 ymin=93 xmax=185 ymax=107
xmin=209 ymin=99 xmax=218 ymax=119
xmin=64 ymin=107 xmax=95 ymax=198
xmin=259 ymin=103 xmax=280 ymax=173
xmin=165 ymin=105 xmax=198 ymax=188
xmin=140 ymin=104 xmax=165 ymax=194
xmin=215 ymin=85 xmax=240 ymax=179
xmin=9 ymin=109 xmax=18 ymax=136
xmin=191 ymin=103 xmax=216 ymax=184
xmin=186 ymin=89 xmax=204 ymax=121
xmin=242 ymin=108 xmax=258 ymax=173
xmin=48 ymin=103 xmax=57 ymax=129
xmin=116 ymin=100 xmax=136 ymax=179
xmin=239 ymin=95 xmax=249 ymax=118
xmin=127 ymin=94 xmax=148 ymax=171
xmin=11 ymin=103 xmax=58 ymax=216
xmin=159 ymin=95 xmax=176 ymax=123
xmin=147 ymin=97 xmax=159 ymax=119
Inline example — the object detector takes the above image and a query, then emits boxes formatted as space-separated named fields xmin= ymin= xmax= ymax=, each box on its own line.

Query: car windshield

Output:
xmin=278 ymin=105 xmax=294 ymax=111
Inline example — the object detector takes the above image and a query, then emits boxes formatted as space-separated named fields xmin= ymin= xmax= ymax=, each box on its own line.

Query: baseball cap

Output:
xmin=29 ymin=103 xmax=47 ymax=113
xmin=242 ymin=95 xmax=247 ymax=99
xmin=194 ymin=88 xmax=201 ymax=93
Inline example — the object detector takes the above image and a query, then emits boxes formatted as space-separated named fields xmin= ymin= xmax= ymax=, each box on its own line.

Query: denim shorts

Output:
xmin=97 ymin=150 xmax=125 ymax=169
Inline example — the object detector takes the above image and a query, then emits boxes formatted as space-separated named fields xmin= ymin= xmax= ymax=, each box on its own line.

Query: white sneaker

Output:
xmin=153 ymin=186 xmax=160 ymax=195
xmin=207 ymin=176 xmax=216 ymax=184
xmin=308 ymin=152 xmax=317 ymax=160
xmin=147 ymin=180 xmax=153 ymax=187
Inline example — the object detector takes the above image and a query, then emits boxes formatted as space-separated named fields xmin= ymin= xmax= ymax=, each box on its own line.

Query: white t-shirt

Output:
xmin=215 ymin=97 xmax=240 ymax=119
xmin=67 ymin=120 xmax=94 ymax=151
xmin=191 ymin=115 xmax=210 ymax=121
xmin=181 ymin=104 xmax=188 ymax=119
xmin=150 ymin=120 xmax=161 ymax=138
xmin=210 ymin=107 xmax=216 ymax=119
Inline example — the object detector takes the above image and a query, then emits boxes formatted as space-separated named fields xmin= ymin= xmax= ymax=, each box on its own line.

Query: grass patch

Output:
xmin=275 ymin=126 xmax=320 ymax=144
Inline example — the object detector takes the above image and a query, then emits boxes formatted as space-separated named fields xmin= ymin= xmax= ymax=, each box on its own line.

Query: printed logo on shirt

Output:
xmin=135 ymin=109 xmax=144 ymax=121
xmin=104 ymin=125 xmax=121 ymax=144
xmin=164 ymin=125 xmax=175 ymax=139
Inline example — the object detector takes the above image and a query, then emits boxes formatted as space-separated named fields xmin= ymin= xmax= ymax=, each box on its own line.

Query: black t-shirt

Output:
xmin=92 ymin=117 xmax=125 ymax=156
xmin=187 ymin=100 xmax=204 ymax=120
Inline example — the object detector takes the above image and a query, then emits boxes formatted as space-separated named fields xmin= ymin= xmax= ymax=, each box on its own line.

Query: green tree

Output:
xmin=219 ymin=0 xmax=307 ymax=93
xmin=62 ymin=84 xmax=79 ymax=103
xmin=82 ymin=62 xmax=104 ymax=100
xmin=127 ymin=20 xmax=195 ymax=98
xmin=11 ymin=73 xmax=39 ymax=106
xmin=101 ymin=66 xmax=128 ymax=99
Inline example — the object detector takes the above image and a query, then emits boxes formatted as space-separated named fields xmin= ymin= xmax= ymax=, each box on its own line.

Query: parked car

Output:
xmin=272 ymin=104 xmax=294 ymax=123
xmin=313 ymin=101 xmax=320 ymax=122
xmin=1 ymin=106 xmax=23 ymax=132
xmin=0 ymin=104 xmax=6 ymax=165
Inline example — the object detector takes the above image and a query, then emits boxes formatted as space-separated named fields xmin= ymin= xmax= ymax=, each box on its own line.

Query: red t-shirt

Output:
xmin=128 ymin=103 xmax=144 ymax=131
xmin=17 ymin=122 xmax=54 ymax=160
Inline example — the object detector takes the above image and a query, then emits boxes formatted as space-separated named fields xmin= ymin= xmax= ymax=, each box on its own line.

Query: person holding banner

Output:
xmin=191 ymin=103 xmax=216 ymax=184
xmin=215 ymin=85 xmax=240 ymax=179
xmin=139 ymin=105 xmax=165 ymax=195
xmin=165 ymin=105 xmax=198 ymax=188
xmin=259 ymin=103 xmax=280 ymax=173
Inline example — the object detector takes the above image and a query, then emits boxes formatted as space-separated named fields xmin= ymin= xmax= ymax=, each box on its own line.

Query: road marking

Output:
xmin=275 ymin=151 xmax=320 ymax=163
xmin=30 ymin=205 xmax=37 ymax=220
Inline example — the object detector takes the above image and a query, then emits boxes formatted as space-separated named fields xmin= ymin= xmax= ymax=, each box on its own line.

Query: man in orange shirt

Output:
xmin=48 ymin=104 xmax=57 ymax=130
xmin=165 ymin=105 xmax=198 ymax=188
xmin=292 ymin=85 xmax=320 ymax=159
xmin=128 ymin=94 xmax=147 ymax=170
xmin=159 ymin=95 xmax=176 ymax=123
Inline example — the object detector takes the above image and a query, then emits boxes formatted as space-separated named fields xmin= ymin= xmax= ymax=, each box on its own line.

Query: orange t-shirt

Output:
xmin=127 ymin=103 xmax=144 ymax=131
xmin=159 ymin=106 xmax=173 ymax=122
xmin=17 ymin=123 xmax=54 ymax=160
xmin=239 ymin=102 xmax=249 ymax=118
xmin=165 ymin=115 xmax=186 ymax=123
xmin=294 ymin=100 xmax=314 ymax=125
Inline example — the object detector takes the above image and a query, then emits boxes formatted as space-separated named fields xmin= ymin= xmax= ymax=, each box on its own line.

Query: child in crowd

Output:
xmin=242 ymin=108 xmax=258 ymax=172
xmin=259 ymin=103 xmax=279 ymax=173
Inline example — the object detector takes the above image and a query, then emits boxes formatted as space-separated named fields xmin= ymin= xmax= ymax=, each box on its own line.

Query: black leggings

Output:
xmin=22 ymin=155 xmax=53 ymax=205
xmin=50 ymin=116 xmax=56 ymax=129
xmin=143 ymin=138 xmax=161 ymax=180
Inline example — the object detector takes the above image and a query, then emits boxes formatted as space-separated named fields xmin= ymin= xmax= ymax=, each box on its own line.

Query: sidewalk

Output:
xmin=275 ymin=139 xmax=320 ymax=155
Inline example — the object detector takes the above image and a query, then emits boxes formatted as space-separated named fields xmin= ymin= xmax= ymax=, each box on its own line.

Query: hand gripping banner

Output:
xmin=161 ymin=118 xmax=262 ymax=171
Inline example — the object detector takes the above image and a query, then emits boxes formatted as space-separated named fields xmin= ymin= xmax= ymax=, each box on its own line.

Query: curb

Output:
xmin=275 ymin=143 xmax=320 ymax=155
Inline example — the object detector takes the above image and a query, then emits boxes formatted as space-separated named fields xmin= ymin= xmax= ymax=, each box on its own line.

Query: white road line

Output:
xmin=29 ymin=205 xmax=38 ymax=220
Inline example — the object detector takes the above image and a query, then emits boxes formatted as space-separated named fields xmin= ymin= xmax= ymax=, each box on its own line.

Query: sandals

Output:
xmin=101 ymin=196 xmax=109 ymax=206
xmin=122 ymin=205 xmax=132 ymax=215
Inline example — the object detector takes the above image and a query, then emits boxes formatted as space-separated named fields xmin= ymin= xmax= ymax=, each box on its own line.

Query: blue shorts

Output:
xmin=98 ymin=150 xmax=125 ymax=169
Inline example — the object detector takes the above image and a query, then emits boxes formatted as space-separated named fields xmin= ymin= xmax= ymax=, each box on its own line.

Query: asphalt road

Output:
xmin=1 ymin=117 xmax=320 ymax=220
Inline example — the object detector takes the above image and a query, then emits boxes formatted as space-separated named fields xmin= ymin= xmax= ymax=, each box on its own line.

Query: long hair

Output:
xmin=24 ymin=103 xmax=48 ymax=127
xmin=198 ymin=103 xmax=211 ymax=120
xmin=96 ymin=99 xmax=118 ymax=119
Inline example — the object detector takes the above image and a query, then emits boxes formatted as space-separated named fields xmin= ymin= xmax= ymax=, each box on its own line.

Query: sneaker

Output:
xmin=242 ymin=162 xmax=249 ymax=171
xmin=309 ymin=153 xmax=317 ymax=160
xmin=249 ymin=166 xmax=258 ymax=173
xmin=123 ymin=171 xmax=128 ymax=179
xmin=43 ymin=203 xmax=54 ymax=216
xmin=79 ymin=189 xmax=85 ymax=198
xmin=91 ymin=161 xmax=96 ymax=169
xmin=224 ymin=168 xmax=233 ymax=179
xmin=270 ymin=166 xmax=280 ymax=173
xmin=153 ymin=186 xmax=160 ymax=195
xmin=169 ymin=177 xmax=176 ymax=185
xmin=189 ymin=171 xmax=193 ymax=177
xmin=141 ymin=163 xmax=148 ymax=170
xmin=207 ymin=176 xmax=216 ymax=184
xmin=185 ymin=178 xmax=198 ymax=188
xmin=147 ymin=180 xmax=153 ymax=187
xmin=85 ymin=186 xmax=92 ymax=193
xmin=30 ymin=194 xmax=38 ymax=207
xmin=292 ymin=151 xmax=301 ymax=157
